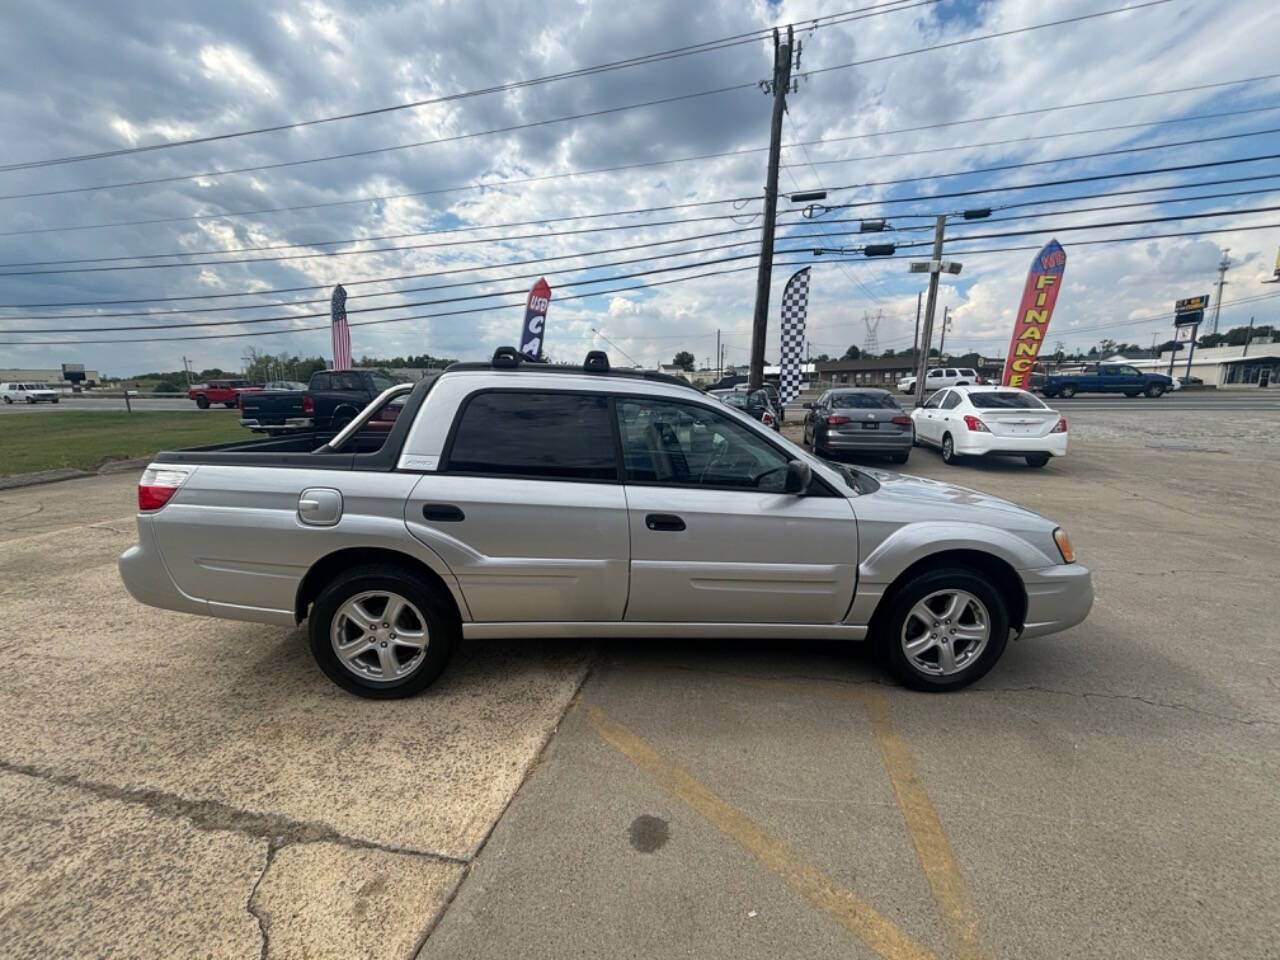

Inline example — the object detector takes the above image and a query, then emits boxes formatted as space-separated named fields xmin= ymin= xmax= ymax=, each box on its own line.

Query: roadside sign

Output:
xmin=1175 ymin=324 xmax=1196 ymax=342
xmin=1174 ymin=294 xmax=1209 ymax=326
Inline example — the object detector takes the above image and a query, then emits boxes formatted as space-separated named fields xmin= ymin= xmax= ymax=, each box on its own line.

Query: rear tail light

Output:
xmin=302 ymin=394 xmax=315 ymax=414
xmin=890 ymin=415 xmax=912 ymax=425
xmin=976 ymin=376 xmax=987 ymax=384
xmin=762 ymin=411 xmax=776 ymax=427
xmin=138 ymin=467 xmax=191 ymax=511
xmin=1051 ymin=417 xmax=1067 ymax=433
xmin=963 ymin=415 xmax=990 ymax=433
xmin=826 ymin=415 xmax=851 ymax=425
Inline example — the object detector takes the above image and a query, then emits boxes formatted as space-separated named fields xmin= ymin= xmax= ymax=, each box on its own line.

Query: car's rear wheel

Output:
xmin=1145 ymin=383 xmax=1165 ymax=398
xmin=1058 ymin=384 xmax=1077 ymax=399
xmin=224 ymin=400 xmax=237 ymax=408
xmin=195 ymin=395 xmax=210 ymax=409
xmin=1025 ymin=453 xmax=1050 ymax=468
xmin=941 ymin=433 xmax=960 ymax=465
xmin=890 ymin=451 xmax=910 ymax=465
xmin=1124 ymin=390 xmax=1140 ymax=398
xmin=309 ymin=565 xmax=458 ymax=699
xmin=877 ymin=569 xmax=1009 ymax=691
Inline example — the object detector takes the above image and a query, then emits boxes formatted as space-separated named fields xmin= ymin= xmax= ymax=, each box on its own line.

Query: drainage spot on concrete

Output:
xmin=628 ymin=814 xmax=669 ymax=853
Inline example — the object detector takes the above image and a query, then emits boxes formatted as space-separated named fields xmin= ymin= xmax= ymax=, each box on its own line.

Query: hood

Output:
xmin=856 ymin=467 xmax=1054 ymax=529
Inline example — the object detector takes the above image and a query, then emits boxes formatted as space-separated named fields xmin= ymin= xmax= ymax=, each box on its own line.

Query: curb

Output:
xmin=0 ymin=457 xmax=152 ymax=491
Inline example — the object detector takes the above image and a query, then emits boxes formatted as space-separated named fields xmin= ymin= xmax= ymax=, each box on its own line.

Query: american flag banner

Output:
xmin=778 ymin=267 xmax=810 ymax=405
xmin=330 ymin=284 xmax=351 ymax=370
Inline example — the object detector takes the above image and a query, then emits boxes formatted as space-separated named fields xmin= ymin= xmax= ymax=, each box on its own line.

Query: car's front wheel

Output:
xmin=1058 ymin=384 xmax=1077 ymax=398
xmin=2 ymin=396 xmax=10 ymax=404
xmin=878 ymin=569 xmax=1009 ymax=691
xmin=308 ymin=565 xmax=458 ymax=699
xmin=1145 ymin=383 xmax=1165 ymax=398
xmin=195 ymin=395 xmax=210 ymax=409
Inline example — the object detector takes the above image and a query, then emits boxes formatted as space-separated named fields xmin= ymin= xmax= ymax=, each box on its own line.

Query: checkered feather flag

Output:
xmin=778 ymin=267 xmax=810 ymax=405
xmin=330 ymin=284 xmax=351 ymax=370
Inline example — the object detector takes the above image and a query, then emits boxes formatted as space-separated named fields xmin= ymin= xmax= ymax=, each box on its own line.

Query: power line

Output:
xmin=0 ymin=1 xmax=1165 ymax=206
xmin=15 ymin=100 xmax=1278 ymax=269
xmin=942 ymin=203 xmax=1280 ymax=244
xmin=1 ymin=1 xmax=938 ymax=173
xmin=10 ymin=72 xmax=1277 ymax=241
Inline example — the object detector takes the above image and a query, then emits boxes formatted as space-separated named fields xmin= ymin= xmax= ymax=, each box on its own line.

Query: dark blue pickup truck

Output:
xmin=1041 ymin=362 xmax=1174 ymax=399
xmin=238 ymin=369 xmax=401 ymax=434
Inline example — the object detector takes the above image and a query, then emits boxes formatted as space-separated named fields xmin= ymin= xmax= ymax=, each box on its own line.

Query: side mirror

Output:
xmin=783 ymin=459 xmax=812 ymax=494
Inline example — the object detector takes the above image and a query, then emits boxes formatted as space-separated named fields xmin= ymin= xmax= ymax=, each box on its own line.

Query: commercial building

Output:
xmin=814 ymin=354 xmax=1003 ymax=390
xmin=0 ymin=367 xmax=101 ymax=386
xmin=1118 ymin=343 xmax=1279 ymax=388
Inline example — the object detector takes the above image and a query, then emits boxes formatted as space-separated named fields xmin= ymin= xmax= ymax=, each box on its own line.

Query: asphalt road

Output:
xmin=1 ymin=408 xmax=1277 ymax=958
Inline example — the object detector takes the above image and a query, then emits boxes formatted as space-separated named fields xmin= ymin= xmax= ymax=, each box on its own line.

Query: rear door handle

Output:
xmin=645 ymin=513 xmax=686 ymax=532
xmin=422 ymin=503 xmax=465 ymax=522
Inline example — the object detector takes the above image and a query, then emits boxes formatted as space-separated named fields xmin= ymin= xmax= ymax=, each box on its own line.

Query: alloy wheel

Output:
xmin=330 ymin=591 xmax=429 ymax=683
xmin=900 ymin=589 xmax=991 ymax=676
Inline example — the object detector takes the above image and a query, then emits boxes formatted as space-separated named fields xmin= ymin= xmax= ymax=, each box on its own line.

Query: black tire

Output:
xmin=26 ymin=396 xmax=35 ymax=403
xmin=940 ymin=433 xmax=960 ymax=465
xmin=195 ymin=394 xmax=210 ymax=409
xmin=1145 ymin=383 xmax=1164 ymax=398
xmin=308 ymin=564 xmax=458 ymax=699
xmin=1058 ymin=384 xmax=1077 ymax=399
xmin=52 ymin=398 xmax=59 ymax=404
xmin=1041 ymin=389 xmax=1057 ymax=399
xmin=1025 ymin=453 xmax=1050 ymax=468
xmin=876 ymin=568 xmax=1010 ymax=692
xmin=1124 ymin=391 xmax=1140 ymax=398
xmin=911 ymin=424 xmax=919 ymax=447
xmin=225 ymin=401 xmax=237 ymax=408
xmin=2 ymin=396 xmax=10 ymax=404
xmin=890 ymin=452 xmax=910 ymax=465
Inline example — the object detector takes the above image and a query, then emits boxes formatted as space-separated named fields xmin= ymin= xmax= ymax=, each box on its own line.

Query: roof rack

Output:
xmin=442 ymin=347 xmax=699 ymax=390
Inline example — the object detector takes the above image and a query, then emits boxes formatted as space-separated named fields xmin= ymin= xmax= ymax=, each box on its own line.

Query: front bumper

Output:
xmin=1019 ymin=562 xmax=1093 ymax=639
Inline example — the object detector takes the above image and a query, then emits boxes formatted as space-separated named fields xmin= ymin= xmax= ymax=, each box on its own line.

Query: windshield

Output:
xmin=968 ymin=391 xmax=1046 ymax=409
xmin=831 ymin=392 xmax=899 ymax=410
xmin=369 ymin=374 xmax=397 ymax=393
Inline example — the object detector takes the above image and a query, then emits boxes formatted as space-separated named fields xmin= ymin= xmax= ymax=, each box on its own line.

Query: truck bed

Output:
xmin=152 ymin=379 xmax=432 ymax=471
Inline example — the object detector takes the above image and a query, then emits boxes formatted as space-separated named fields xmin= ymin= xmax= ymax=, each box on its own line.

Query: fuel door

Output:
xmin=298 ymin=487 xmax=343 ymax=526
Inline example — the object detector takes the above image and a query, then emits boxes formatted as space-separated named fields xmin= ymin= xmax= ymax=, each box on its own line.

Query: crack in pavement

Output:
xmin=973 ymin=685 xmax=1277 ymax=727
xmin=0 ymin=758 xmax=470 ymax=865
xmin=246 ymin=840 xmax=276 ymax=960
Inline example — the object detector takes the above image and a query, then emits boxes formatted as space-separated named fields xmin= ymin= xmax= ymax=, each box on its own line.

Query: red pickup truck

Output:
xmin=189 ymin=379 xmax=262 ymax=409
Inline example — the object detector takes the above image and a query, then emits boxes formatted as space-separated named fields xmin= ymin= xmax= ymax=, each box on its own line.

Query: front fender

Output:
xmin=859 ymin=521 xmax=1058 ymax=585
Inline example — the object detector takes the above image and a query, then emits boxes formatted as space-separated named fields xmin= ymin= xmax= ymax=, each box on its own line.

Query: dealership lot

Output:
xmin=1 ymin=404 xmax=1277 ymax=958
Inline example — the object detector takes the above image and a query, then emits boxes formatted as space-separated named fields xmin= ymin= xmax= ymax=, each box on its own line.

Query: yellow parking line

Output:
xmin=860 ymin=691 xmax=991 ymax=960
xmin=585 ymin=702 xmax=938 ymax=960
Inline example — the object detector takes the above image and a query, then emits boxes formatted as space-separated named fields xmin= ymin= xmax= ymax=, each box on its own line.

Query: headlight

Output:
xmin=1053 ymin=528 xmax=1075 ymax=564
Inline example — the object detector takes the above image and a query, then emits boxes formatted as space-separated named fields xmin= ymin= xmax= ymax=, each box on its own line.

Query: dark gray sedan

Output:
xmin=803 ymin=388 xmax=913 ymax=464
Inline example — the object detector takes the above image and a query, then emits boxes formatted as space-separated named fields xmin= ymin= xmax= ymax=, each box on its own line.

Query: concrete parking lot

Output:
xmin=1 ymin=403 xmax=1277 ymax=958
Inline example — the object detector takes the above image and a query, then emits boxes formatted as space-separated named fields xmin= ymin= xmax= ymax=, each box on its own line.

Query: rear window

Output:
xmin=445 ymin=391 xmax=616 ymax=481
xmin=831 ymin=392 xmax=898 ymax=410
xmin=969 ymin=391 xmax=1046 ymax=409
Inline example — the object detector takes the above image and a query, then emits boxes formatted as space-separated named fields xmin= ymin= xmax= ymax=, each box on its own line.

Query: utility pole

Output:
xmin=748 ymin=25 xmax=794 ymax=390
xmin=937 ymin=305 xmax=951 ymax=360
xmin=716 ymin=328 xmax=721 ymax=382
xmin=911 ymin=291 xmax=921 ymax=359
xmin=1211 ymin=249 xmax=1231 ymax=335
xmin=912 ymin=215 xmax=948 ymax=409
xmin=181 ymin=356 xmax=193 ymax=389
xmin=1243 ymin=315 xmax=1254 ymax=357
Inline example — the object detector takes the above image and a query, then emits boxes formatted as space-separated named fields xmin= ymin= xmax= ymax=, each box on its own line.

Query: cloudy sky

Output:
xmin=1 ymin=0 xmax=1278 ymax=376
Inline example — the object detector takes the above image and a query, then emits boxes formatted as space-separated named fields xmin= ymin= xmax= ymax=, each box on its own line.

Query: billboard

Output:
xmin=1001 ymin=239 xmax=1066 ymax=388
xmin=1174 ymin=294 xmax=1209 ymax=327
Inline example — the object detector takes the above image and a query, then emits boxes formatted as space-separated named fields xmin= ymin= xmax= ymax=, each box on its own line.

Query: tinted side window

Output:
xmin=445 ymin=392 xmax=616 ymax=481
xmin=923 ymin=391 xmax=945 ymax=409
xmin=615 ymin=398 xmax=790 ymax=491
xmin=941 ymin=391 xmax=962 ymax=410
xmin=311 ymin=373 xmax=332 ymax=391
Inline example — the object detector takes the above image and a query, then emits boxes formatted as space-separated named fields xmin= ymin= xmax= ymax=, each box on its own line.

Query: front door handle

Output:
xmin=422 ymin=503 xmax=465 ymax=522
xmin=645 ymin=513 xmax=686 ymax=532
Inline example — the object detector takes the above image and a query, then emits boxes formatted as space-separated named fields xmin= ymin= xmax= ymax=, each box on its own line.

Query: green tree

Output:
xmin=842 ymin=344 xmax=861 ymax=360
xmin=672 ymin=350 xmax=696 ymax=371
xmin=882 ymin=347 xmax=896 ymax=357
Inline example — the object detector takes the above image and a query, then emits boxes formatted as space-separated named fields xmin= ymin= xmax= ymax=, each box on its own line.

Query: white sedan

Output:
xmin=911 ymin=385 xmax=1067 ymax=468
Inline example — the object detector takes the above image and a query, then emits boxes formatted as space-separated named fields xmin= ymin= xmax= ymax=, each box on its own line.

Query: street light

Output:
xmin=789 ymin=190 xmax=827 ymax=203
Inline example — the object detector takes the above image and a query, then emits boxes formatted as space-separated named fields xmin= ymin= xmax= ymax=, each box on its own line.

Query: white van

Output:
xmin=1 ymin=382 xmax=60 ymax=404
xmin=897 ymin=367 xmax=983 ymax=395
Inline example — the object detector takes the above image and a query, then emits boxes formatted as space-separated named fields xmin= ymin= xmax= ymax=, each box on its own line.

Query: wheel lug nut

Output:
xmin=382 ymin=622 xmax=389 ymax=628
xmin=380 ymin=641 xmax=387 ymax=648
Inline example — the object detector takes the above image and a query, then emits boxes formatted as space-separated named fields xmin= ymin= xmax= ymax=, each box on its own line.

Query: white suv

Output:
xmin=1 ymin=382 xmax=60 ymax=404
xmin=897 ymin=367 xmax=982 ymax=395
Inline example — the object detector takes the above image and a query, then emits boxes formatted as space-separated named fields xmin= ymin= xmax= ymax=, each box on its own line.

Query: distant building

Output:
xmin=815 ymin=354 xmax=1002 ymax=388
xmin=0 ymin=368 xmax=101 ymax=386
xmin=1119 ymin=343 xmax=1280 ymax=388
